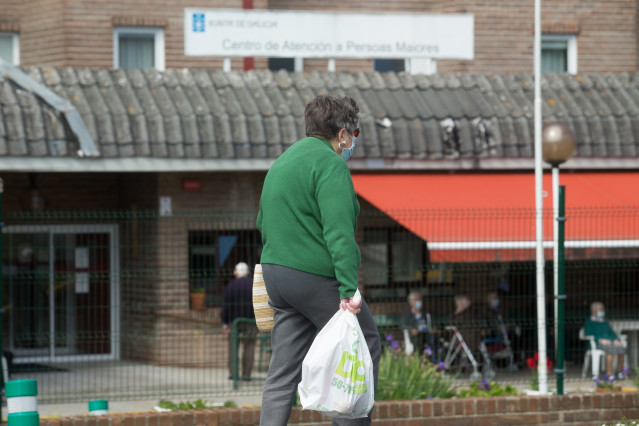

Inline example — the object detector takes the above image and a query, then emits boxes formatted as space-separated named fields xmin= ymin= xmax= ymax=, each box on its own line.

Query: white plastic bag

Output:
xmin=298 ymin=292 xmax=375 ymax=419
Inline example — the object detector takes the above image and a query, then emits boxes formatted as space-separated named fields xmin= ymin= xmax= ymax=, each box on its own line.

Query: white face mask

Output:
xmin=597 ymin=311 xmax=605 ymax=319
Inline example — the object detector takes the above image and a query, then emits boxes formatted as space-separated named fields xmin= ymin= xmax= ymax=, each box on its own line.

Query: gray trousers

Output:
xmin=260 ymin=264 xmax=381 ymax=426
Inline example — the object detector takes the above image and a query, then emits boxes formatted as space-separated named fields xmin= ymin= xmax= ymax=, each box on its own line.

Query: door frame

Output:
xmin=3 ymin=224 xmax=120 ymax=363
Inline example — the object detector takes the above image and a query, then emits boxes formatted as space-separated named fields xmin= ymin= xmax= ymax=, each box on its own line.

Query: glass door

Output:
xmin=53 ymin=232 xmax=112 ymax=356
xmin=3 ymin=225 xmax=119 ymax=362
xmin=4 ymin=232 xmax=51 ymax=357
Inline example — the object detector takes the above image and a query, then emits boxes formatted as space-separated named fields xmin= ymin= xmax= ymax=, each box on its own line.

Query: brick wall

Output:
xmin=40 ymin=393 xmax=639 ymax=426
xmin=1 ymin=172 xmax=121 ymax=211
xmin=4 ymin=0 xmax=637 ymax=73
xmin=0 ymin=0 xmax=21 ymax=31
xmin=270 ymin=0 xmax=638 ymax=74
xmin=143 ymin=172 xmax=263 ymax=365
xmin=14 ymin=0 xmax=269 ymax=69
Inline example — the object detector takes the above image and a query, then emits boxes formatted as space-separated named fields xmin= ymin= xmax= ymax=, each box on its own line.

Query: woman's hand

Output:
xmin=340 ymin=295 xmax=362 ymax=314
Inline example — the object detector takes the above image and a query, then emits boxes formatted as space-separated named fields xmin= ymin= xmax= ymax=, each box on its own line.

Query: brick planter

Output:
xmin=40 ymin=393 xmax=639 ymax=426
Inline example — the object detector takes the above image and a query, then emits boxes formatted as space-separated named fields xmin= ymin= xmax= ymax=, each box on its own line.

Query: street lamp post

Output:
xmin=542 ymin=123 xmax=577 ymax=395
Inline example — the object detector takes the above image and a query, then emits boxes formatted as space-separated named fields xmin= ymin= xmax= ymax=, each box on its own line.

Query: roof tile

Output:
xmin=2 ymin=67 xmax=639 ymax=165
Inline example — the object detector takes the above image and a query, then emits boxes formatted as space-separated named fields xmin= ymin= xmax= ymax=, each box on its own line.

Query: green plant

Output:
xmin=595 ymin=374 xmax=620 ymax=391
xmin=190 ymin=287 xmax=206 ymax=294
xmin=601 ymin=419 xmax=638 ymax=426
xmin=634 ymin=367 xmax=639 ymax=390
xmin=157 ymin=399 xmax=222 ymax=410
xmin=457 ymin=379 xmax=518 ymax=398
xmin=376 ymin=336 xmax=456 ymax=401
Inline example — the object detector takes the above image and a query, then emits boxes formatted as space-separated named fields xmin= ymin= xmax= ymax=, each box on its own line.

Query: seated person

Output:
xmin=484 ymin=291 xmax=508 ymax=350
xmin=450 ymin=295 xmax=484 ymax=355
xmin=584 ymin=301 xmax=627 ymax=380
xmin=401 ymin=291 xmax=435 ymax=359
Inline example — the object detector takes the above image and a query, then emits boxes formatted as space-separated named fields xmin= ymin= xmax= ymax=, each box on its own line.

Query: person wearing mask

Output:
xmin=450 ymin=295 xmax=484 ymax=356
xmin=257 ymin=95 xmax=381 ymax=426
xmin=584 ymin=301 xmax=627 ymax=379
xmin=401 ymin=291 xmax=435 ymax=359
xmin=221 ymin=262 xmax=257 ymax=381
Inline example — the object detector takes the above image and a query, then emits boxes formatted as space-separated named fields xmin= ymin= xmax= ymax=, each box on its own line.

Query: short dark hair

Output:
xmin=305 ymin=95 xmax=359 ymax=140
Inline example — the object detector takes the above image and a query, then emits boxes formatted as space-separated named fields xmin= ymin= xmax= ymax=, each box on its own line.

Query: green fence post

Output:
xmin=232 ymin=318 xmax=239 ymax=390
xmin=556 ymin=185 xmax=566 ymax=395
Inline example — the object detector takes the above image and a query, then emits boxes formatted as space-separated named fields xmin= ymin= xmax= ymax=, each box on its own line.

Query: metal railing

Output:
xmin=0 ymin=206 xmax=637 ymax=403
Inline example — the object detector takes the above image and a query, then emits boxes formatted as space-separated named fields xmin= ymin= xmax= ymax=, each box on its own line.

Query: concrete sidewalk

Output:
xmin=37 ymin=395 xmax=263 ymax=418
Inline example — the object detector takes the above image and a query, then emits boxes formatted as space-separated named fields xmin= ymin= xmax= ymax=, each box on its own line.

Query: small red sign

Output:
xmin=182 ymin=180 xmax=201 ymax=191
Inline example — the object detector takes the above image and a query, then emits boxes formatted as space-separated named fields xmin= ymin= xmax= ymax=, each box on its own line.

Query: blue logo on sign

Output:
xmin=192 ymin=13 xmax=205 ymax=32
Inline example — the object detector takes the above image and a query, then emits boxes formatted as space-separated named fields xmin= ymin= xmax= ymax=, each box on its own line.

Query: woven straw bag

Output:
xmin=252 ymin=264 xmax=274 ymax=332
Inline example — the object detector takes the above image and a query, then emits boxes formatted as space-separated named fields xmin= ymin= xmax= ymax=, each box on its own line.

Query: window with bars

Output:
xmin=374 ymin=59 xmax=406 ymax=73
xmin=188 ymin=230 xmax=262 ymax=308
xmin=113 ymin=27 xmax=164 ymax=70
xmin=0 ymin=32 xmax=19 ymax=65
xmin=361 ymin=226 xmax=428 ymax=300
xmin=541 ymin=35 xmax=577 ymax=74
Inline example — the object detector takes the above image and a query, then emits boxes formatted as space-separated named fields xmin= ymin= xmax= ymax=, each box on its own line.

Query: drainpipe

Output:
xmin=243 ymin=0 xmax=254 ymax=71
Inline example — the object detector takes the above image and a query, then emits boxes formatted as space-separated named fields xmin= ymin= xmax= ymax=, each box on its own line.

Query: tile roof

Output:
xmin=2 ymin=67 xmax=639 ymax=168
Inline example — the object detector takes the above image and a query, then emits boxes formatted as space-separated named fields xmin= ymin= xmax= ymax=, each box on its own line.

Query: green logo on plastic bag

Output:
xmin=334 ymin=350 xmax=365 ymax=382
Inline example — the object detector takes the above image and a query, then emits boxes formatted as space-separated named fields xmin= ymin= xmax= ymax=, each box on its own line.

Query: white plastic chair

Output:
xmin=580 ymin=327 xmax=605 ymax=378
xmin=580 ymin=327 xmax=628 ymax=378
xmin=2 ymin=355 xmax=7 ymax=382
xmin=403 ymin=329 xmax=414 ymax=355
xmin=403 ymin=313 xmax=433 ymax=356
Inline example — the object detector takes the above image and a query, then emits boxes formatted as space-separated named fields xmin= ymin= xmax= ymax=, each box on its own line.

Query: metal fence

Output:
xmin=1 ymin=206 xmax=638 ymax=404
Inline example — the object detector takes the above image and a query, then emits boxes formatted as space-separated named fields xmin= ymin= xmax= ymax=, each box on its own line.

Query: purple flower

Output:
xmin=479 ymin=378 xmax=491 ymax=391
xmin=605 ymin=374 xmax=615 ymax=384
xmin=623 ymin=366 xmax=630 ymax=374
xmin=386 ymin=333 xmax=394 ymax=343
xmin=437 ymin=361 xmax=446 ymax=372
xmin=427 ymin=396 xmax=434 ymax=400
xmin=391 ymin=340 xmax=401 ymax=351
xmin=424 ymin=346 xmax=433 ymax=357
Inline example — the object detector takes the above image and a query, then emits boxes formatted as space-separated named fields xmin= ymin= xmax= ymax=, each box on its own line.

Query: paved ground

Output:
xmin=37 ymin=395 xmax=263 ymax=418
xmin=5 ymin=360 xmax=636 ymax=418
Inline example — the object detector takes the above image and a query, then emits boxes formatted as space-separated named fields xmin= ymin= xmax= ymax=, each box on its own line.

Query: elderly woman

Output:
xmin=257 ymin=95 xmax=381 ymax=426
xmin=584 ymin=301 xmax=627 ymax=379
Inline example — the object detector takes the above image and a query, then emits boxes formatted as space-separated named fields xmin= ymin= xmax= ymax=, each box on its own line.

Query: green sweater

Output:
xmin=584 ymin=317 xmax=618 ymax=345
xmin=257 ymin=137 xmax=360 ymax=299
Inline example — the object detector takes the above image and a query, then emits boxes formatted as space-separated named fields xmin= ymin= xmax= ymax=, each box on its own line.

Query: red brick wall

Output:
xmin=14 ymin=0 xmax=269 ymax=69
xmin=40 ymin=394 xmax=639 ymax=426
xmin=4 ymin=0 xmax=637 ymax=73
xmin=0 ymin=0 xmax=21 ymax=31
xmin=271 ymin=0 xmax=638 ymax=74
xmin=1 ymin=173 xmax=120 ymax=211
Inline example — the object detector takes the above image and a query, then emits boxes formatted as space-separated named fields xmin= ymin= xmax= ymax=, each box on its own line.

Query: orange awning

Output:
xmin=352 ymin=172 xmax=639 ymax=261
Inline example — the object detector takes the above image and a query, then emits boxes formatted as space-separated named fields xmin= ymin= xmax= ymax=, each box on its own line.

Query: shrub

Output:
xmin=157 ymin=399 xmax=234 ymax=410
xmin=376 ymin=342 xmax=456 ymax=401
xmin=457 ymin=379 xmax=518 ymax=397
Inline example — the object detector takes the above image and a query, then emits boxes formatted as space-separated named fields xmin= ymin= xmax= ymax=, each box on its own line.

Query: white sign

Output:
xmin=159 ymin=196 xmax=172 ymax=216
xmin=75 ymin=272 xmax=89 ymax=294
xmin=75 ymin=247 xmax=89 ymax=269
xmin=185 ymin=9 xmax=473 ymax=60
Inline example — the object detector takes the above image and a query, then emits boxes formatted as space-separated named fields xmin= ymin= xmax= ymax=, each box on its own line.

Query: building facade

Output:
xmin=1 ymin=0 xmax=638 ymax=399
xmin=1 ymin=0 xmax=637 ymax=74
